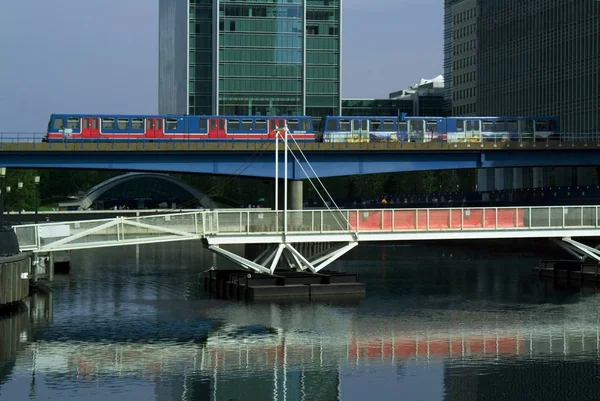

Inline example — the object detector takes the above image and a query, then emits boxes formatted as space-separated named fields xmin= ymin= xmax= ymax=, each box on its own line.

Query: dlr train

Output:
xmin=44 ymin=113 xmax=560 ymax=143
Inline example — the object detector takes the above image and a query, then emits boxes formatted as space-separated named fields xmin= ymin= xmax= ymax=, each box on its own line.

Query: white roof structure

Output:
xmin=389 ymin=75 xmax=445 ymax=100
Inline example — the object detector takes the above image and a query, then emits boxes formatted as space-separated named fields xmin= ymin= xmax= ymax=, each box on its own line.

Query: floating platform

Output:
xmin=532 ymin=260 xmax=600 ymax=283
xmin=204 ymin=269 xmax=365 ymax=302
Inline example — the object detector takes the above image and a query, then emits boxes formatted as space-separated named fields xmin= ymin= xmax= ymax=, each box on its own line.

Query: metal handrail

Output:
xmin=12 ymin=205 xmax=600 ymax=252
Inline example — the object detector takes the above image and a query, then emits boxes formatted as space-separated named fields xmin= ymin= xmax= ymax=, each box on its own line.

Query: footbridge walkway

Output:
xmin=12 ymin=205 xmax=600 ymax=275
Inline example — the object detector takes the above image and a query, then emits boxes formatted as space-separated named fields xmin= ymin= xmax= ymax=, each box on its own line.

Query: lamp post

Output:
xmin=6 ymin=186 xmax=11 ymax=216
xmin=17 ymin=181 xmax=23 ymax=216
xmin=34 ymin=175 xmax=40 ymax=224
xmin=0 ymin=167 xmax=5 ymax=229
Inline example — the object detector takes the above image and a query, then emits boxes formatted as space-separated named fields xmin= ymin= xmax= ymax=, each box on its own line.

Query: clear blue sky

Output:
xmin=0 ymin=0 xmax=442 ymax=132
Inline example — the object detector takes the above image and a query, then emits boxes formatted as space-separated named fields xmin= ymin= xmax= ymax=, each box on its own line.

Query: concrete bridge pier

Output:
xmin=288 ymin=180 xmax=303 ymax=211
xmin=30 ymin=253 xmax=54 ymax=283
xmin=272 ymin=179 xmax=303 ymax=211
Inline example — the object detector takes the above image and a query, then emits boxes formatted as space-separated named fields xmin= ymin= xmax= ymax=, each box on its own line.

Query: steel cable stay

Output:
xmin=280 ymin=126 xmax=351 ymax=232
xmin=171 ymin=142 xmax=274 ymax=210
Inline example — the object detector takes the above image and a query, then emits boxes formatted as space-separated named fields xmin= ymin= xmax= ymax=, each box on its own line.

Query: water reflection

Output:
xmin=1 ymin=241 xmax=600 ymax=400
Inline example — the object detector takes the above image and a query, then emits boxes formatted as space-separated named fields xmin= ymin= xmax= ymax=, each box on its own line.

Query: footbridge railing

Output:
xmin=12 ymin=205 xmax=600 ymax=253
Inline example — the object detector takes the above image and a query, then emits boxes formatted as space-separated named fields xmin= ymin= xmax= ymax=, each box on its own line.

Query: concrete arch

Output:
xmin=80 ymin=172 xmax=217 ymax=210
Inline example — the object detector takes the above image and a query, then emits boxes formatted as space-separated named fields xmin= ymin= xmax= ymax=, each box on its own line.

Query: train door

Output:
xmin=408 ymin=119 xmax=424 ymax=142
xmin=208 ymin=118 xmax=226 ymax=139
xmin=350 ymin=120 xmax=359 ymax=143
xmin=146 ymin=118 xmax=163 ymax=139
xmin=81 ymin=117 xmax=100 ymax=138
xmin=465 ymin=120 xmax=481 ymax=143
xmin=350 ymin=119 xmax=369 ymax=143
xmin=518 ymin=119 xmax=534 ymax=142
xmin=269 ymin=119 xmax=285 ymax=139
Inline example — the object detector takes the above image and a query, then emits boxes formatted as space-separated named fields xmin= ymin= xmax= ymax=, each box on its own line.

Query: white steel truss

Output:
xmin=208 ymin=242 xmax=357 ymax=274
xmin=15 ymin=215 xmax=201 ymax=253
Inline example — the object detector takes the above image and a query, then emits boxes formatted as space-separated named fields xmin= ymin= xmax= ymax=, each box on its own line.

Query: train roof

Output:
xmin=329 ymin=115 xmax=558 ymax=119
xmin=50 ymin=113 xmax=309 ymax=119
xmin=50 ymin=113 xmax=558 ymax=120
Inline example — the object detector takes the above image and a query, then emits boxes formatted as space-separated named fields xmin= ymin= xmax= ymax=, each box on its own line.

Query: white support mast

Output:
xmin=275 ymin=127 xmax=279 ymax=214
xmin=283 ymin=124 xmax=289 ymax=238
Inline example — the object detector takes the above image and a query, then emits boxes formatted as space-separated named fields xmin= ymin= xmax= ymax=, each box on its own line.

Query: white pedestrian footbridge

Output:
xmin=12 ymin=205 xmax=600 ymax=275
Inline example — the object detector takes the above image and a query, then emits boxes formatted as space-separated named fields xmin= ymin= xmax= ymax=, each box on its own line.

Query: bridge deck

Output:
xmin=1 ymin=140 xmax=600 ymax=152
xmin=12 ymin=205 xmax=600 ymax=253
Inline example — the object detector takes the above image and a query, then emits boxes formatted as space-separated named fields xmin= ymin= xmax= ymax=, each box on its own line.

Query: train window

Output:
xmin=456 ymin=120 xmax=464 ymax=130
xmin=383 ymin=120 xmax=395 ymax=130
xmin=352 ymin=120 xmax=360 ymax=130
xmin=210 ymin=120 xmax=217 ymax=130
xmin=548 ymin=119 xmax=557 ymax=131
xmin=92 ymin=118 xmax=98 ymax=129
xmin=288 ymin=119 xmax=299 ymax=130
xmin=102 ymin=118 xmax=115 ymax=130
xmin=67 ymin=117 xmax=80 ymax=130
xmin=242 ymin=119 xmax=253 ymax=130
xmin=326 ymin=119 xmax=337 ymax=131
xmin=227 ymin=119 xmax=239 ymax=130
xmin=83 ymin=119 xmax=89 ymax=129
xmin=148 ymin=120 xmax=154 ymax=130
xmin=535 ymin=120 xmax=547 ymax=131
xmin=255 ymin=119 xmax=266 ymax=130
xmin=131 ymin=118 xmax=144 ymax=130
xmin=219 ymin=119 xmax=225 ymax=130
xmin=157 ymin=119 xmax=163 ymax=130
xmin=482 ymin=121 xmax=493 ymax=131
xmin=370 ymin=120 xmax=381 ymax=131
xmin=507 ymin=121 xmax=517 ymax=131
xmin=409 ymin=120 xmax=424 ymax=131
xmin=473 ymin=121 xmax=480 ymax=130
xmin=493 ymin=121 xmax=506 ymax=131
xmin=466 ymin=120 xmax=472 ymax=130
xmin=117 ymin=118 xmax=129 ymax=130
xmin=398 ymin=121 xmax=407 ymax=131
xmin=361 ymin=120 xmax=368 ymax=130
xmin=199 ymin=118 xmax=207 ymax=130
xmin=301 ymin=119 xmax=311 ymax=131
xmin=52 ymin=117 xmax=64 ymax=130
xmin=426 ymin=121 xmax=437 ymax=132
xmin=340 ymin=119 xmax=350 ymax=130
xmin=166 ymin=118 xmax=178 ymax=130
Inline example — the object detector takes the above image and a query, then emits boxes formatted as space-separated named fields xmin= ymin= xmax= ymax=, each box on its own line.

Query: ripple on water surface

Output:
xmin=2 ymin=242 xmax=600 ymax=400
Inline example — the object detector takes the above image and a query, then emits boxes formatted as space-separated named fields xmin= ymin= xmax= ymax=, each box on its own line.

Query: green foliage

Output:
xmin=0 ymin=168 xmax=477 ymax=211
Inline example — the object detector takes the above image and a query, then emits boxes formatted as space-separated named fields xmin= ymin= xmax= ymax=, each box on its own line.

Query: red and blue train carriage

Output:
xmin=45 ymin=114 xmax=316 ymax=142
xmin=45 ymin=113 xmax=560 ymax=143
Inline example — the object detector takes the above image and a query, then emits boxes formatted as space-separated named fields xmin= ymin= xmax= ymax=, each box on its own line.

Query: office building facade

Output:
xmin=443 ymin=0 xmax=478 ymax=116
xmin=444 ymin=0 xmax=600 ymax=190
xmin=341 ymin=75 xmax=448 ymax=118
xmin=477 ymin=0 xmax=600 ymax=134
xmin=159 ymin=0 xmax=342 ymax=123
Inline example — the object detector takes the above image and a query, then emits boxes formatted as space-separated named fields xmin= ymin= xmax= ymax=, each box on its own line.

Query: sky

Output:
xmin=0 ymin=0 xmax=442 ymax=132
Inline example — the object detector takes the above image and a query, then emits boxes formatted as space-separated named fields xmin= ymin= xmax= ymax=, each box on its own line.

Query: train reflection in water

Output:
xmin=10 ymin=309 xmax=600 ymax=380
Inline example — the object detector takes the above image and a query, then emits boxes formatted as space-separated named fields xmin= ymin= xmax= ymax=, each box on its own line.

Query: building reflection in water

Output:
xmin=0 ymin=289 xmax=53 ymax=400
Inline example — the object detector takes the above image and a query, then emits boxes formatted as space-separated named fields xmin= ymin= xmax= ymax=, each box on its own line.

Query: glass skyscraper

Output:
xmin=443 ymin=0 xmax=478 ymax=117
xmin=477 ymin=0 xmax=600 ymax=134
xmin=443 ymin=0 xmax=600 ymax=190
xmin=159 ymin=0 xmax=342 ymax=123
